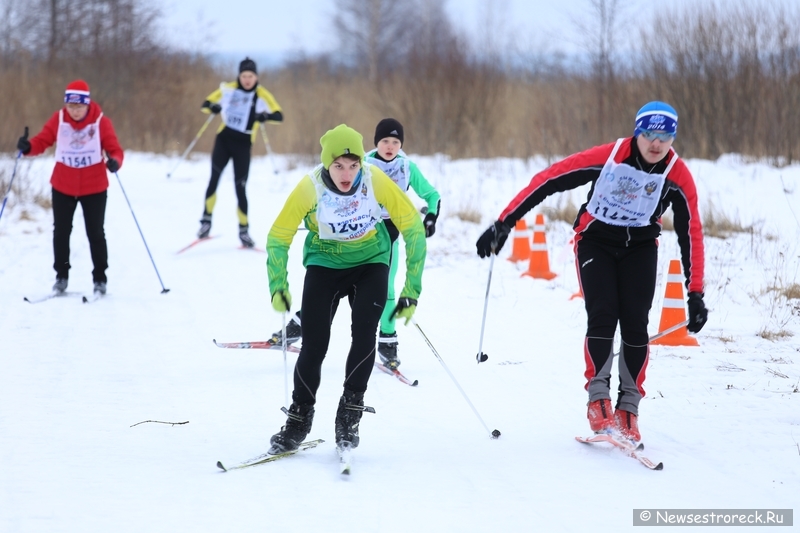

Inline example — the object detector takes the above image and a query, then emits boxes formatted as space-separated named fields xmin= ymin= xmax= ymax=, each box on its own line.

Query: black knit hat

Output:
xmin=373 ymin=118 xmax=404 ymax=146
xmin=239 ymin=57 xmax=257 ymax=74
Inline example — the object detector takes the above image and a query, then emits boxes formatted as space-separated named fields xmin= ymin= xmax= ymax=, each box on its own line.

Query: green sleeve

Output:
xmin=372 ymin=168 xmax=427 ymax=299
xmin=266 ymin=176 xmax=316 ymax=296
xmin=408 ymin=161 xmax=441 ymax=215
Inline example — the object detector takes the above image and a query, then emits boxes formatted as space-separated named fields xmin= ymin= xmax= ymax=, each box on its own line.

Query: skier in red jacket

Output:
xmin=17 ymin=80 xmax=124 ymax=295
xmin=476 ymin=101 xmax=708 ymax=444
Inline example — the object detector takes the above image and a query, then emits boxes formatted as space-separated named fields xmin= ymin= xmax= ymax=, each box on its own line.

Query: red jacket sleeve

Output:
xmin=100 ymin=115 xmax=124 ymax=169
xmin=665 ymin=159 xmax=705 ymax=294
xmin=26 ymin=111 xmax=60 ymax=156
xmin=498 ymin=142 xmax=617 ymax=225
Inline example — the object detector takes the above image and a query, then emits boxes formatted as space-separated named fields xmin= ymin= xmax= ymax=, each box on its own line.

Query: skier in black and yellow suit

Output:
xmin=197 ymin=57 xmax=282 ymax=247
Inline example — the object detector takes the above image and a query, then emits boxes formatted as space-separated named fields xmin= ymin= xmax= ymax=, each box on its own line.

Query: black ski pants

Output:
xmin=576 ymin=236 xmax=657 ymax=414
xmin=291 ymin=263 xmax=389 ymax=406
xmin=203 ymin=128 xmax=252 ymax=225
xmin=52 ymin=188 xmax=108 ymax=283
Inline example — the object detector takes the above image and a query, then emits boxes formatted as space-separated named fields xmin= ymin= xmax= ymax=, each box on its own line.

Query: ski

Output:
xmin=238 ymin=246 xmax=266 ymax=253
xmin=24 ymin=291 xmax=79 ymax=304
xmin=337 ymin=442 xmax=353 ymax=476
xmin=576 ymin=434 xmax=663 ymax=470
xmin=374 ymin=361 xmax=418 ymax=386
xmin=177 ymin=235 xmax=219 ymax=254
xmin=217 ymin=439 xmax=324 ymax=472
xmin=212 ymin=339 xmax=301 ymax=353
xmin=82 ymin=292 xmax=105 ymax=304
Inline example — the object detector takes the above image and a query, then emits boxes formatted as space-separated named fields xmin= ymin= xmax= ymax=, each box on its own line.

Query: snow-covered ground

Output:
xmin=1 ymin=147 xmax=798 ymax=532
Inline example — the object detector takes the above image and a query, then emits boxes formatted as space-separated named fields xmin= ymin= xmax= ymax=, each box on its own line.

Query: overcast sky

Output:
xmin=159 ymin=0 xmax=782 ymax=67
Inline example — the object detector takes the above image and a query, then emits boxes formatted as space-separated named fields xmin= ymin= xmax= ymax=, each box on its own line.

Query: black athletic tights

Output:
xmin=576 ymin=237 xmax=657 ymax=412
xmin=52 ymin=188 xmax=108 ymax=283
xmin=291 ymin=263 xmax=389 ymax=405
xmin=203 ymin=128 xmax=251 ymax=220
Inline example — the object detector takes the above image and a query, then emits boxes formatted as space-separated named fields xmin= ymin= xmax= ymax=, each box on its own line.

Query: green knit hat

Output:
xmin=320 ymin=124 xmax=365 ymax=169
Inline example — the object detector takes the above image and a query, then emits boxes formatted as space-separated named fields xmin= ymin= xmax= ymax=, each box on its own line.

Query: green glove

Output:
xmin=391 ymin=297 xmax=418 ymax=325
xmin=271 ymin=290 xmax=292 ymax=312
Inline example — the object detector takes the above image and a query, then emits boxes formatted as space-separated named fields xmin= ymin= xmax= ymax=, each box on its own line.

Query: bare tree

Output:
xmin=332 ymin=0 xmax=416 ymax=82
xmin=571 ymin=0 xmax=629 ymax=141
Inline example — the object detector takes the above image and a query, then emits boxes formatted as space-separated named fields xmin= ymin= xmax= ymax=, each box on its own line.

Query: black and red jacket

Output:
xmin=498 ymin=137 xmax=704 ymax=293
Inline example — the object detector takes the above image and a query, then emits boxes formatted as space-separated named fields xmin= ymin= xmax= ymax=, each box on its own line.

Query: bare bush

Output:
xmin=1 ymin=0 xmax=799 ymax=164
xmin=702 ymin=202 xmax=753 ymax=239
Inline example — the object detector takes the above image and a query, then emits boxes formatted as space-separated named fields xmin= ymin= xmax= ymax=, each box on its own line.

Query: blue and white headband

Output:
xmin=634 ymin=101 xmax=677 ymax=137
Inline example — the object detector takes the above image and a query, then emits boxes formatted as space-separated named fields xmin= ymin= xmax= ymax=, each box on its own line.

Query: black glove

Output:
xmin=203 ymin=101 xmax=222 ymax=114
xmin=475 ymin=220 xmax=511 ymax=258
xmin=17 ymin=126 xmax=30 ymax=154
xmin=687 ymin=292 xmax=708 ymax=333
xmin=106 ymin=158 xmax=120 ymax=173
xmin=254 ymin=111 xmax=270 ymax=122
xmin=423 ymin=212 xmax=438 ymax=238
xmin=391 ymin=297 xmax=418 ymax=325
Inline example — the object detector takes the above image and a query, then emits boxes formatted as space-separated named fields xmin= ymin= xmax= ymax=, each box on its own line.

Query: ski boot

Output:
xmin=587 ymin=398 xmax=615 ymax=434
xmin=334 ymin=389 xmax=374 ymax=449
xmin=53 ymin=277 xmax=68 ymax=294
xmin=378 ymin=332 xmax=400 ymax=370
xmin=239 ymin=224 xmax=255 ymax=248
xmin=270 ymin=315 xmax=302 ymax=347
xmin=614 ymin=408 xmax=641 ymax=443
xmin=93 ymin=281 xmax=107 ymax=295
xmin=197 ymin=214 xmax=212 ymax=239
xmin=269 ymin=402 xmax=315 ymax=454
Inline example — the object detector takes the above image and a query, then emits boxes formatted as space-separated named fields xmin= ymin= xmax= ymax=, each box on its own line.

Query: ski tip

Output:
xmin=491 ymin=429 xmax=501 ymax=439
xmin=82 ymin=296 xmax=89 ymax=303
xmin=216 ymin=460 xmax=228 ymax=472
xmin=410 ymin=379 xmax=419 ymax=386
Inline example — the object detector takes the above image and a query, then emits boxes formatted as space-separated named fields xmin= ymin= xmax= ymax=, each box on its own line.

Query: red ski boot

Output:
xmin=587 ymin=399 xmax=615 ymax=434
xmin=614 ymin=408 xmax=641 ymax=442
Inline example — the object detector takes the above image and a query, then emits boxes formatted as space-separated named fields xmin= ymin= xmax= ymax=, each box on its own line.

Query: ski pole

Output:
xmin=260 ymin=124 xmax=279 ymax=175
xmin=166 ymin=114 xmax=214 ymax=178
xmin=412 ymin=318 xmax=501 ymax=439
xmin=650 ymin=319 xmax=690 ymax=342
xmin=0 ymin=150 xmax=22 ymax=223
xmin=476 ymin=253 xmax=495 ymax=364
xmin=613 ymin=319 xmax=691 ymax=358
xmin=113 ymin=170 xmax=170 ymax=294
xmin=281 ymin=312 xmax=289 ymax=409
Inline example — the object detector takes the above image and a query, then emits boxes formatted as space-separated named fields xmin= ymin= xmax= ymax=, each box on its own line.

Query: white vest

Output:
xmin=586 ymin=138 xmax=678 ymax=227
xmin=219 ymin=84 xmax=268 ymax=134
xmin=366 ymin=151 xmax=411 ymax=219
xmin=312 ymin=164 xmax=382 ymax=242
xmin=54 ymin=110 xmax=103 ymax=168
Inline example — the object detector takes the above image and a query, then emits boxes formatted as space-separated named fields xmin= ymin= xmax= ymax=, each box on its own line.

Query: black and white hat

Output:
xmin=373 ymin=118 xmax=404 ymax=146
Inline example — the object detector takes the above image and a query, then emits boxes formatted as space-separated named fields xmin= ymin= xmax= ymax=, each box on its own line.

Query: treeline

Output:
xmin=2 ymin=0 xmax=799 ymax=164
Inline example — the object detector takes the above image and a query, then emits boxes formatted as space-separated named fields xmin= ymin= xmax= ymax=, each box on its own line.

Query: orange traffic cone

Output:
xmin=521 ymin=214 xmax=557 ymax=280
xmin=650 ymin=259 xmax=699 ymax=346
xmin=507 ymin=220 xmax=532 ymax=262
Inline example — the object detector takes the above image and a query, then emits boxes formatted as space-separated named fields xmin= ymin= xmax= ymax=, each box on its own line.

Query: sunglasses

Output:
xmin=640 ymin=130 xmax=675 ymax=142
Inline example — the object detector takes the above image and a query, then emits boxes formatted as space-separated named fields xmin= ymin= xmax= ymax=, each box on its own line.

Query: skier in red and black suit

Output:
xmin=17 ymin=79 xmax=124 ymax=295
xmin=475 ymin=101 xmax=707 ymax=443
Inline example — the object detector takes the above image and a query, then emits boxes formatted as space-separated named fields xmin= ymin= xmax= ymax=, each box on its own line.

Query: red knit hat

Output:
xmin=64 ymin=80 xmax=91 ymax=105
